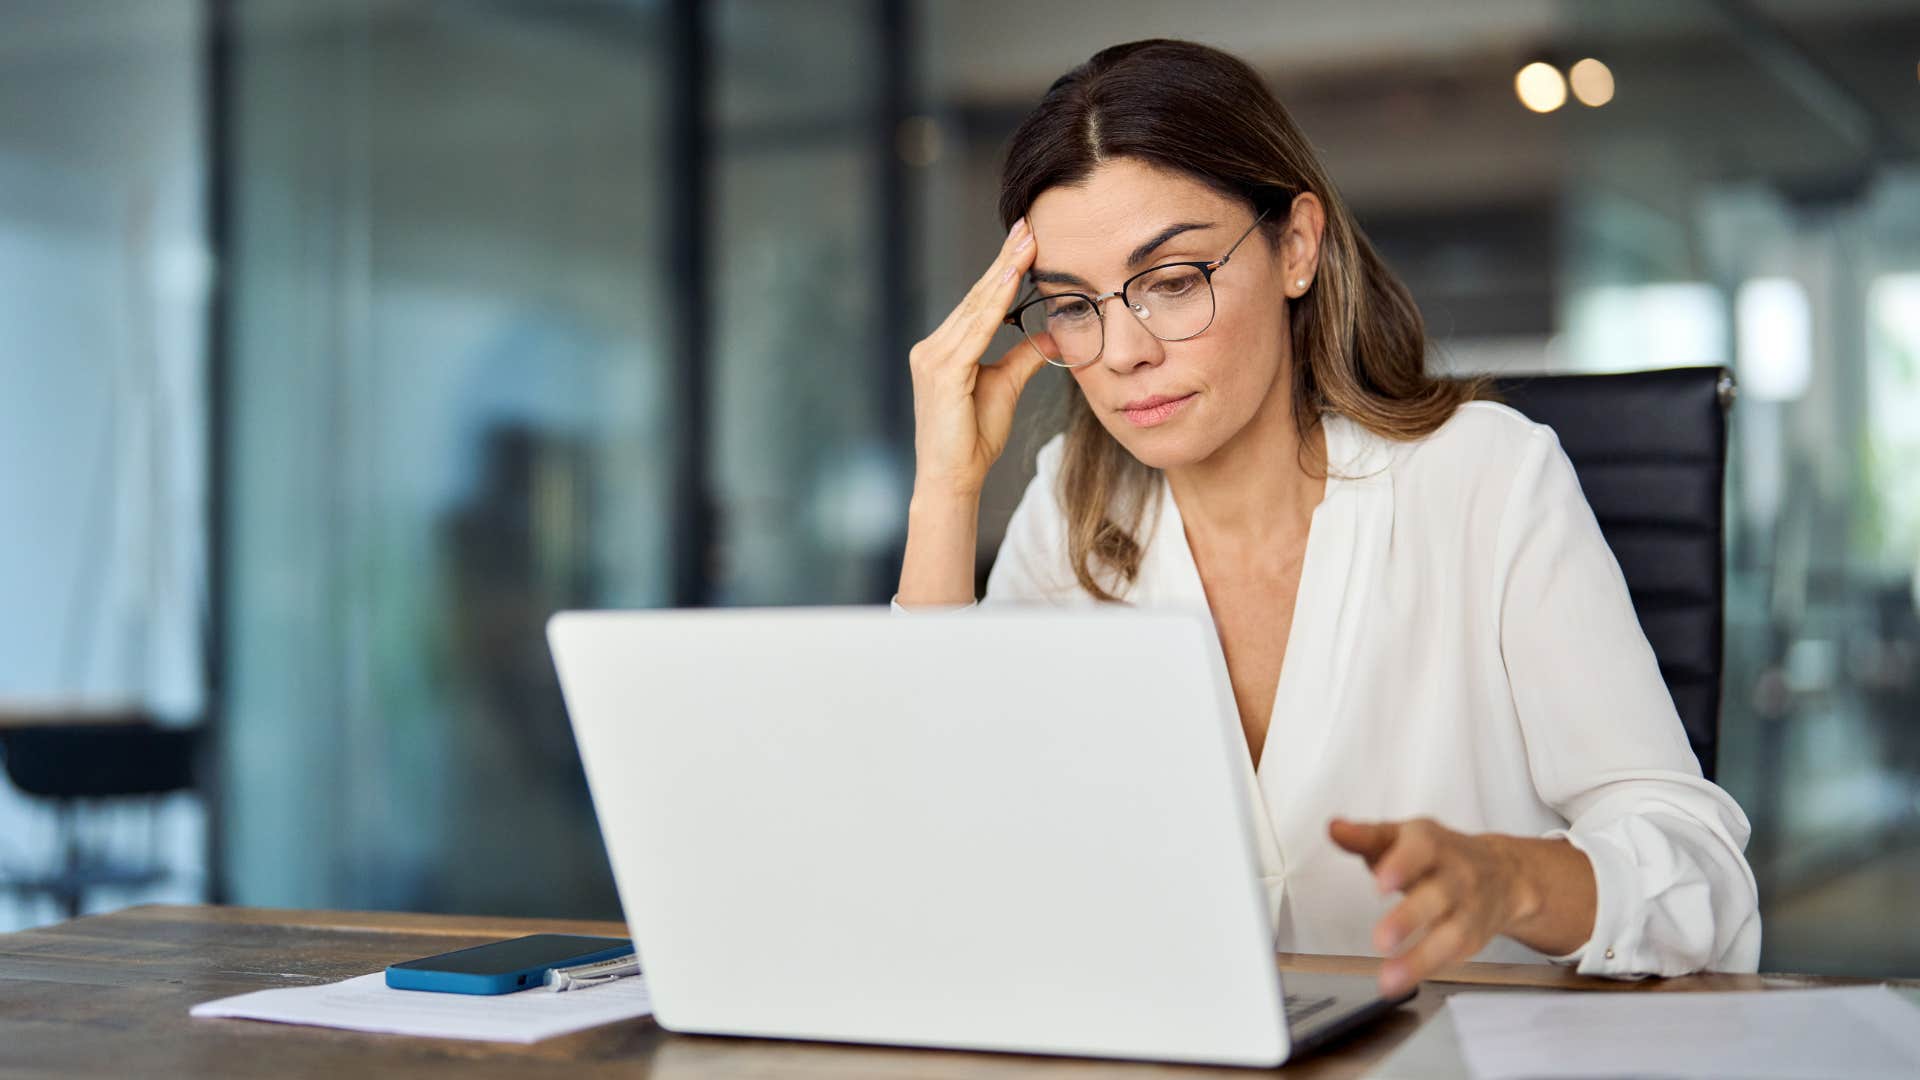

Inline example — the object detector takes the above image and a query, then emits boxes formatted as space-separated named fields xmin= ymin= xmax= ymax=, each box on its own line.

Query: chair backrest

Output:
xmin=0 ymin=722 xmax=201 ymax=799
xmin=1489 ymin=366 xmax=1733 ymax=781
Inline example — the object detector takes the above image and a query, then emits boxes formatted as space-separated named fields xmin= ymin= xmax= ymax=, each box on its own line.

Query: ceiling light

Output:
xmin=1515 ymin=62 xmax=1567 ymax=113
xmin=1570 ymin=58 xmax=1615 ymax=107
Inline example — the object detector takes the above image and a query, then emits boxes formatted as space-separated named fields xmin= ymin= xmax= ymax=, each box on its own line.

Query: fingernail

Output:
xmin=1377 ymin=873 xmax=1398 ymax=895
xmin=1001 ymin=263 xmax=1017 ymax=282
xmin=1007 ymin=218 xmax=1024 ymax=240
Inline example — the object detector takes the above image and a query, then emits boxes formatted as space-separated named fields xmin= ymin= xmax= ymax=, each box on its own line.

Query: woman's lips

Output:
xmin=1121 ymin=393 xmax=1196 ymax=428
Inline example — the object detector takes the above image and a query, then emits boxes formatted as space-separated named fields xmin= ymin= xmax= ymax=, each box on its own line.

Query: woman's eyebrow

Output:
xmin=1028 ymin=220 xmax=1218 ymax=288
xmin=1124 ymin=221 xmax=1215 ymax=268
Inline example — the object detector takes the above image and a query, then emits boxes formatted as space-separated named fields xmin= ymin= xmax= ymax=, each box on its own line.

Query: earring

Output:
xmin=1295 ymin=278 xmax=1309 ymax=289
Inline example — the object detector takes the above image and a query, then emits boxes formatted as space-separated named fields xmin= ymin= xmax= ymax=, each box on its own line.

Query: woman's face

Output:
xmin=1024 ymin=158 xmax=1316 ymax=470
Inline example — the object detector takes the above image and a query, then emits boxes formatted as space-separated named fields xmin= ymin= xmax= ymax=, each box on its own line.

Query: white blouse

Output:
xmin=931 ymin=401 xmax=1760 ymax=977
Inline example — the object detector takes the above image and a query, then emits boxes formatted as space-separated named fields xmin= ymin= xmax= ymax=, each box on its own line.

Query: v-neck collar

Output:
xmin=1140 ymin=413 xmax=1389 ymax=782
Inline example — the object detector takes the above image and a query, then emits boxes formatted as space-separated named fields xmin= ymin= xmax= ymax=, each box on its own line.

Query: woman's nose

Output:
xmin=1100 ymin=299 xmax=1165 ymax=373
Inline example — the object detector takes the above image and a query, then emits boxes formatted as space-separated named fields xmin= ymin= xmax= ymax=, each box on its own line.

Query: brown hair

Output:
xmin=999 ymin=39 xmax=1484 ymax=602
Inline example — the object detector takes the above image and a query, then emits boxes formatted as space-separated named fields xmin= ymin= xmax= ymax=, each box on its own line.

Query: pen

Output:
xmin=543 ymin=953 xmax=641 ymax=992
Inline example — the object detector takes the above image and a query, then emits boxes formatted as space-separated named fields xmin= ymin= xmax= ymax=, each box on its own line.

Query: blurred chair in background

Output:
xmin=0 ymin=708 xmax=202 ymax=919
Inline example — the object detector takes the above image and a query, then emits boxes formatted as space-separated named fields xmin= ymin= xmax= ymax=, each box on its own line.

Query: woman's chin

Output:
xmin=1110 ymin=426 xmax=1218 ymax=472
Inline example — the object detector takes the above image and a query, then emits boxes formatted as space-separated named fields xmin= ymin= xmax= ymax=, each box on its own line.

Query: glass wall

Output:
xmin=221 ymin=0 xmax=675 ymax=916
xmin=0 ymin=0 xmax=209 ymax=927
xmin=217 ymin=0 xmax=910 ymax=918
xmin=709 ymin=0 xmax=904 ymax=605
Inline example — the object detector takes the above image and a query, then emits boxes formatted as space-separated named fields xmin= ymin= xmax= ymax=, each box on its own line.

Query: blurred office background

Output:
xmin=1 ymin=0 xmax=1916 ymax=976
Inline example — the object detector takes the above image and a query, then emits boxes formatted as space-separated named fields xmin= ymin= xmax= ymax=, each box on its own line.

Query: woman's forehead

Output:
xmin=1029 ymin=160 xmax=1227 ymax=229
xmin=1025 ymin=161 xmax=1236 ymax=275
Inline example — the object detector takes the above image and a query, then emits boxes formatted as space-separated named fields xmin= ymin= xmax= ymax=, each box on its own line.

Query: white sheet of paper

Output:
xmin=1446 ymin=985 xmax=1920 ymax=1080
xmin=190 ymin=971 xmax=654 ymax=1044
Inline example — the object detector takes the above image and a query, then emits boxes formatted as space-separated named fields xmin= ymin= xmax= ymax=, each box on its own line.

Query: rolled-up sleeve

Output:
xmin=1493 ymin=424 xmax=1761 ymax=977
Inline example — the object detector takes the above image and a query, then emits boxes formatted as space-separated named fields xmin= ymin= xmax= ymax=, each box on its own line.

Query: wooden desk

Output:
xmin=0 ymin=905 xmax=1907 ymax=1079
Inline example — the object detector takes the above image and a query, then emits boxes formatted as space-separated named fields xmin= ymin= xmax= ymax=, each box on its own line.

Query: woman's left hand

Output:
xmin=1328 ymin=817 xmax=1560 ymax=998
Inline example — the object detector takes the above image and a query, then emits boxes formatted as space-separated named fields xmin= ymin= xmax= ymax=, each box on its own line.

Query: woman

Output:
xmin=896 ymin=39 xmax=1759 ymax=996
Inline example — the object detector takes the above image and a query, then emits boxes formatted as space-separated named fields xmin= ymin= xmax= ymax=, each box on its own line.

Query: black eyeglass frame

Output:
xmin=1003 ymin=206 xmax=1273 ymax=369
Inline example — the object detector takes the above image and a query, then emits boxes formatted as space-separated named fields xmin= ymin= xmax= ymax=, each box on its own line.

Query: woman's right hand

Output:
xmin=907 ymin=216 xmax=1053 ymax=500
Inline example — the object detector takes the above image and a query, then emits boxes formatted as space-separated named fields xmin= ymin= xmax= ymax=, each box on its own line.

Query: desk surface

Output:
xmin=0 ymin=905 xmax=1908 ymax=1079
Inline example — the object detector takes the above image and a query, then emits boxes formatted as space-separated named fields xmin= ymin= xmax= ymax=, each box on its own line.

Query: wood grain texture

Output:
xmin=0 ymin=905 xmax=1907 ymax=1079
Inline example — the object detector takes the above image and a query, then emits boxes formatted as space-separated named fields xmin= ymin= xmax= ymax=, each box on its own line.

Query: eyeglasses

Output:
xmin=1004 ymin=207 xmax=1271 ymax=369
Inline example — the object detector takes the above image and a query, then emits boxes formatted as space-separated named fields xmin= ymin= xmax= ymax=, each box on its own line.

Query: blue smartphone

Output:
xmin=385 ymin=934 xmax=634 ymax=995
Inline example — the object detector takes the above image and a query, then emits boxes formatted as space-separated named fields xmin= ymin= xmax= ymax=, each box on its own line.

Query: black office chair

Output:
xmin=0 ymin=715 xmax=203 ymax=918
xmin=1491 ymin=366 xmax=1734 ymax=782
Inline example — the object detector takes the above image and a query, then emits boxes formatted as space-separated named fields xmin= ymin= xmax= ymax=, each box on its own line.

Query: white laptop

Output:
xmin=548 ymin=607 xmax=1409 ymax=1068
